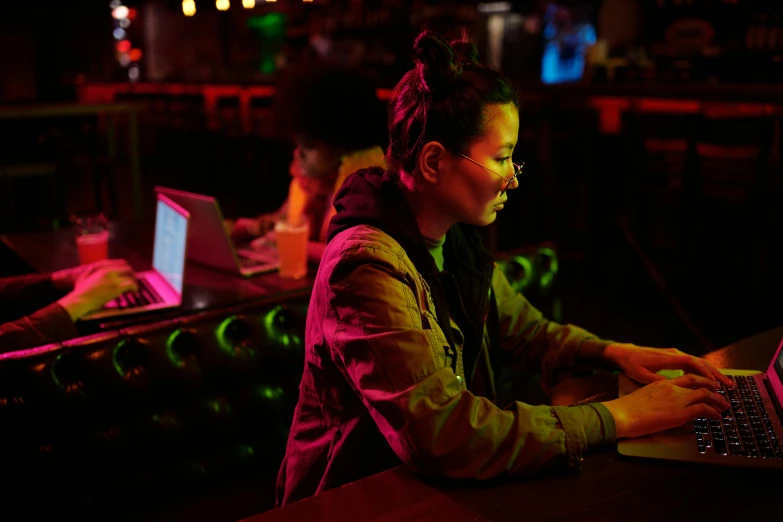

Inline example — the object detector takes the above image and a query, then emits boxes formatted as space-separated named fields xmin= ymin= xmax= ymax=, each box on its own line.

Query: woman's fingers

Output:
xmin=683 ymin=403 xmax=723 ymax=421
xmin=676 ymin=355 xmax=733 ymax=387
xmin=116 ymin=276 xmax=139 ymax=294
xmin=685 ymin=387 xmax=730 ymax=411
xmin=669 ymin=373 xmax=720 ymax=391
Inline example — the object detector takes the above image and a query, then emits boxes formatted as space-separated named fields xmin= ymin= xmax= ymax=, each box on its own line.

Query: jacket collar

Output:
xmin=328 ymin=168 xmax=497 ymax=387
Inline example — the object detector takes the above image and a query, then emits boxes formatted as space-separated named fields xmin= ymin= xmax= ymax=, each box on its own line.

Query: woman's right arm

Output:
xmin=321 ymin=234 xmax=728 ymax=478
xmin=322 ymin=236 xmax=601 ymax=478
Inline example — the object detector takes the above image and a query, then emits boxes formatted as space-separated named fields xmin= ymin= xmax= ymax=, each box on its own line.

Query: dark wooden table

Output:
xmin=245 ymin=326 xmax=783 ymax=522
xmin=0 ymin=221 xmax=314 ymax=334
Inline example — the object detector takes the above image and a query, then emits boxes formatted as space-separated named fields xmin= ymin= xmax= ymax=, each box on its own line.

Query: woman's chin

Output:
xmin=474 ymin=212 xmax=498 ymax=227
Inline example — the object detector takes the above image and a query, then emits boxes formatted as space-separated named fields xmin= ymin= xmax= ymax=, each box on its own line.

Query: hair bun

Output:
xmin=450 ymin=40 xmax=480 ymax=65
xmin=412 ymin=31 xmax=461 ymax=95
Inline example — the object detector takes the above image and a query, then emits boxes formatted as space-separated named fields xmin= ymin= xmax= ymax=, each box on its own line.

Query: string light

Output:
xmin=243 ymin=0 xmax=255 ymax=7
xmin=183 ymin=0 xmax=196 ymax=16
xmin=112 ymin=5 xmax=129 ymax=19
xmin=110 ymin=2 xmax=141 ymax=82
xmin=216 ymin=0 xmax=230 ymax=10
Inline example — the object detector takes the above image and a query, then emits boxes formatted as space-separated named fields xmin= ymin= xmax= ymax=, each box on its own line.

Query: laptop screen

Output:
xmin=152 ymin=196 xmax=189 ymax=295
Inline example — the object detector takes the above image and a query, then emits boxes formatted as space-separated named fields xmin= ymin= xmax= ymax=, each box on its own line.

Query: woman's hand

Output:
xmin=57 ymin=260 xmax=138 ymax=320
xmin=602 ymin=374 xmax=730 ymax=438
xmin=51 ymin=259 xmax=129 ymax=290
xmin=605 ymin=343 xmax=734 ymax=388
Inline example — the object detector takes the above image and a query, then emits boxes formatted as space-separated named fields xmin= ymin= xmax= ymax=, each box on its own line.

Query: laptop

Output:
xmin=154 ymin=186 xmax=279 ymax=277
xmin=617 ymin=337 xmax=783 ymax=468
xmin=82 ymin=193 xmax=190 ymax=320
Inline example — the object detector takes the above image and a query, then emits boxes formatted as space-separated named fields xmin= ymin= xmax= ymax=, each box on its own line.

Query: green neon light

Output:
xmin=537 ymin=247 xmax=559 ymax=275
xmin=508 ymin=255 xmax=534 ymax=290
xmin=256 ymin=385 xmax=284 ymax=402
xmin=206 ymin=398 xmax=231 ymax=415
xmin=166 ymin=329 xmax=185 ymax=367
xmin=540 ymin=272 xmax=554 ymax=290
xmin=216 ymin=315 xmax=238 ymax=355
xmin=50 ymin=354 xmax=66 ymax=389
xmin=112 ymin=340 xmax=129 ymax=378
xmin=262 ymin=307 xmax=302 ymax=349
xmin=235 ymin=444 xmax=255 ymax=461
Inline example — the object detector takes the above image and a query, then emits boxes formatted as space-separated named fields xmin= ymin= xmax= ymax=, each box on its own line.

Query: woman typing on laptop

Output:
xmin=276 ymin=31 xmax=735 ymax=506
xmin=0 ymin=259 xmax=137 ymax=353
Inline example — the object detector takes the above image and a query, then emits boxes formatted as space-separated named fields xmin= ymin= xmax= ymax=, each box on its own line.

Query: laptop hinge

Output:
xmin=761 ymin=374 xmax=783 ymax=421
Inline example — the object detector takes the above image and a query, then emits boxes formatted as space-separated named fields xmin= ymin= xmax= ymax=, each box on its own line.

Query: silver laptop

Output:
xmin=617 ymin=337 xmax=783 ymax=468
xmin=82 ymin=193 xmax=190 ymax=320
xmin=154 ymin=186 xmax=278 ymax=277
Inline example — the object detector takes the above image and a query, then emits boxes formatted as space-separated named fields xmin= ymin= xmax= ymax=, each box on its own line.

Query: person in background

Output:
xmin=226 ymin=61 xmax=387 ymax=256
xmin=541 ymin=3 xmax=597 ymax=84
xmin=275 ymin=30 xmax=733 ymax=506
xmin=0 ymin=259 xmax=137 ymax=353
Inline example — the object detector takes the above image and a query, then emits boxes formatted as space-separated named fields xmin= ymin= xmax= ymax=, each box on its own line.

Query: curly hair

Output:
xmin=274 ymin=60 xmax=387 ymax=152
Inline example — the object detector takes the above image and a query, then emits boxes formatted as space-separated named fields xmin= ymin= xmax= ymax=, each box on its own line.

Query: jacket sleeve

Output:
xmin=0 ymin=302 xmax=78 ymax=354
xmin=322 ymin=242 xmax=610 ymax=480
xmin=0 ymin=273 xmax=66 ymax=324
xmin=492 ymin=265 xmax=616 ymax=391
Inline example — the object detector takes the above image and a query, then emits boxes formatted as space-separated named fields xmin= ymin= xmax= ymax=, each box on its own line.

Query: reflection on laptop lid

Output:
xmin=152 ymin=196 xmax=188 ymax=296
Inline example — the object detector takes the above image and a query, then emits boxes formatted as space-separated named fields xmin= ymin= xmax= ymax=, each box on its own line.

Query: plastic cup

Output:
xmin=74 ymin=214 xmax=109 ymax=265
xmin=275 ymin=220 xmax=309 ymax=279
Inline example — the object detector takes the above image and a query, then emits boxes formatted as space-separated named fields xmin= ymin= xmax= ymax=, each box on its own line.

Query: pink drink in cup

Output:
xmin=275 ymin=220 xmax=309 ymax=279
xmin=74 ymin=214 xmax=109 ymax=265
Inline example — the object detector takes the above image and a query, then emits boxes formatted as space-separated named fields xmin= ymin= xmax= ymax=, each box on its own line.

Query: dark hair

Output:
xmin=386 ymin=31 xmax=518 ymax=175
xmin=274 ymin=60 xmax=386 ymax=151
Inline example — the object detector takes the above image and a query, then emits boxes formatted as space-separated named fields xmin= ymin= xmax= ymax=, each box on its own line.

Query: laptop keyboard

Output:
xmin=238 ymin=256 xmax=261 ymax=268
xmin=105 ymin=278 xmax=163 ymax=309
xmin=694 ymin=375 xmax=783 ymax=459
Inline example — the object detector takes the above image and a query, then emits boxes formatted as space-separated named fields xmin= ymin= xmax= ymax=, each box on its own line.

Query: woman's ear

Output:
xmin=417 ymin=141 xmax=447 ymax=185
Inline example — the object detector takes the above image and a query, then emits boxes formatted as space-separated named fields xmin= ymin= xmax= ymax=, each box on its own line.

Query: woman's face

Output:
xmin=437 ymin=103 xmax=520 ymax=227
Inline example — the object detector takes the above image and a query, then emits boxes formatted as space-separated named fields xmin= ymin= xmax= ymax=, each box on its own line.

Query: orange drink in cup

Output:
xmin=74 ymin=214 xmax=109 ymax=265
xmin=274 ymin=178 xmax=310 ymax=279
xmin=275 ymin=220 xmax=309 ymax=279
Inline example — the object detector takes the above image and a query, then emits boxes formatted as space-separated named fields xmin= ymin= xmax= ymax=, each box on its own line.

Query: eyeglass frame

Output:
xmin=449 ymin=149 xmax=525 ymax=196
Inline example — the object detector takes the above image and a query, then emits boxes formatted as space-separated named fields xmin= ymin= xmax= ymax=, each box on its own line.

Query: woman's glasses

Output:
xmin=451 ymin=150 xmax=524 ymax=196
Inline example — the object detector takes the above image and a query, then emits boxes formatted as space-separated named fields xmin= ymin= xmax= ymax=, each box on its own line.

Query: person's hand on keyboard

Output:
xmin=601 ymin=373 xmax=731 ymax=439
xmin=226 ymin=215 xmax=277 ymax=241
xmin=603 ymin=343 xmax=735 ymax=388
xmin=250 ymin=230 xmax=276 ymax=250
xmin=56 ymin=259 xmax=138 ymax=320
